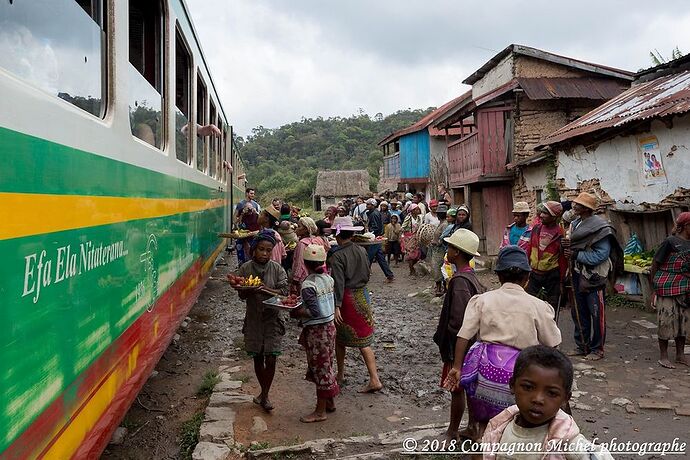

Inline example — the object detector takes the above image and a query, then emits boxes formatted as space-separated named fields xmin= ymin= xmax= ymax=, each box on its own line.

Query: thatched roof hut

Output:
xmin=314 ymin=170 xmax=370 ymax=198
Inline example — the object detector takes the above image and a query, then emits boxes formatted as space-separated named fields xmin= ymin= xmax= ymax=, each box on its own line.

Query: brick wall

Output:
xmin=514 ymin=56 xmax=591 ymax=79
xmin=513 ymin=97 xmax=596 ymax=162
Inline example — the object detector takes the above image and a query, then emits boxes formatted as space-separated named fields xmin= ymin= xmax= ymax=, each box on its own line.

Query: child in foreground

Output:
xmin=482 ymin=346 xmax=613 ymax=459
xmin=235 ymin=230 xmax=289 ymax=412
xmin=290 ymin=244 xmax=339 ymax=422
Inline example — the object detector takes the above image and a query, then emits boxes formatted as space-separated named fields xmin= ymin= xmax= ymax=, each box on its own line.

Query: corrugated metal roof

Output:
xmin=539 ymin=70 xmax=690 ymax=147
xmin=378 ymin=91 xmax=472 ymax=146
xmin=517 ymin=78 xmax=629 ymax=100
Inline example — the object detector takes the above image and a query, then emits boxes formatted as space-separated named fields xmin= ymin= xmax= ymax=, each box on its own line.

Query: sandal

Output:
xmin=567 ymin=349 xmax=588 ymax=357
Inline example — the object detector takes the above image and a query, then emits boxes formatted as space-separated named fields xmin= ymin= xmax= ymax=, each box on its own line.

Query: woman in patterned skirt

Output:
xmin=328 ymin=216 xmax=383 ymax=393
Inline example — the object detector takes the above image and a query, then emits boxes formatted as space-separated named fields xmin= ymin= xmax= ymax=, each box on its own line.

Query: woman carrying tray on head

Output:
xmin=328 ymin=216 xmax=383 ymax=393
xmin=291 ymin=217 xmax=331 ymax=294
xmin=290 ymin=244 xmax=340 ymax=422
xmin=235 ymin=230 xmax=289 ymax=412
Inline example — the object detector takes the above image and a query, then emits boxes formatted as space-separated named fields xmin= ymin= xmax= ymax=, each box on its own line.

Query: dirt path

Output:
xmin=103 ymin=251 xmax=690 ymax=459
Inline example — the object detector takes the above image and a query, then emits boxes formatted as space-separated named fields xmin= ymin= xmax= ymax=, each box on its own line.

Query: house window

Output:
xmin=0 ymin=0 xmax=107 ymax=117
xmin=128 ymin=0 xmax=164 ymax=148
xmin=535 ymin=189 xmax=544 ymax=205
xmin=175 ymin=27 xmax=192 ymax=164
xmin=504 ymin=111 xmax=514 ymax=164
xmin=196 ymin=73 xmax=207 ymax=172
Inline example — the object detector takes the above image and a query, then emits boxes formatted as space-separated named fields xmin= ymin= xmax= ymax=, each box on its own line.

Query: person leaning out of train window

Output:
xmin=180 ymin=122 xmax=221 ymax=137
xmin=500 ymin=201 xmax=533 ymax=252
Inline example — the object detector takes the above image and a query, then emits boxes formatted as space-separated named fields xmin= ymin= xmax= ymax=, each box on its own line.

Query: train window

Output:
xmin=128 ymin=0 xmax=164 ymax=148
xmin=209 ymin=101 xmax=217 ymax=178
xmin=218 ymin=121 xmax=227 ymax=182
xmin=222 ymin=126 xmax=228 ymax=183
xmin=175 ymin=28 xmax=192 ymax=164
xmin=0 ymin=0 xmax=106 ymax=117
xmin=196 ymin=74 xmax=207 ymax=172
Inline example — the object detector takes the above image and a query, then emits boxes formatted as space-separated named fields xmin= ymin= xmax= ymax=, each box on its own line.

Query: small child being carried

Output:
xmin=482 ymin=346 xmax=613 ymax=459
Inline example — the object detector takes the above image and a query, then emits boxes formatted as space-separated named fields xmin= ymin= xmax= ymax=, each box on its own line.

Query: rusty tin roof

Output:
xmin=516 ymin=78 xmax=628 ymax=100
xmin=539 ymin=70 xmax=690 ymax=147
xmin=378 ymin=91 xmax=472 ymax=146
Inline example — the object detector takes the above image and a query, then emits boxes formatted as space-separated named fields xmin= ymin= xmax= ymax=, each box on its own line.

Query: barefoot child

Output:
xmin=483 ymin=345 xmax=612 ymax=459
xmin=290 ymin=244 xmax=340 ymax=422
xmin=384 ymin=214 xmax=402 ymax=265
xmin=235 ymin=230 xmax=289 ymax=412
xmin=433 ymin=229 xmax=486 ymax=441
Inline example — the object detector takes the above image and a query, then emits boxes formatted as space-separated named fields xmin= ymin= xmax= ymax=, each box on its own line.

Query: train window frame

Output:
xmin=128 ymin=0 xmax=166 ymax=149
xmin=209 ymin=99 xmax=217 ymax=178
xmin=175 ymin=24 xmax=193 ymax=165
xmin=0 ymin=0 xmax=109 ymax=119
xmin=222 ymin=125 xmax=228 ymax=184
xmin=196 ymin=71 xmax=208 ymax=173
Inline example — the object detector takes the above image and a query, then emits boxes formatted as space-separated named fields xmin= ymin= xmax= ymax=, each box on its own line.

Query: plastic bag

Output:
xmin=624 ymin=233 xmax=643 ymax=255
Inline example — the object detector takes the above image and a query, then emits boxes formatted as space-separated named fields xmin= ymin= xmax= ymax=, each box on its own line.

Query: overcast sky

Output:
xmin=187 ymin=0 xmax=690 ymax=137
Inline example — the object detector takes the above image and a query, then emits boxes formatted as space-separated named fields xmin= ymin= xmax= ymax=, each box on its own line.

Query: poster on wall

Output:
xmin=638 ymin=135 xmax=668 ymax=185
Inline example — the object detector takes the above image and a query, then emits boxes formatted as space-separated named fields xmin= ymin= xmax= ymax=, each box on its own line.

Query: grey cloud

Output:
xmin=187 ymin=0 xmax=690 ymax=135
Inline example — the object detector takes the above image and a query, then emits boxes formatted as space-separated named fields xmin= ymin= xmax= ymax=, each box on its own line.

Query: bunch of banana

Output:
xmin=242 ymin=275 xmax=263 ymax=287
xmin=624 ymin=254 xmax=653 ymax=268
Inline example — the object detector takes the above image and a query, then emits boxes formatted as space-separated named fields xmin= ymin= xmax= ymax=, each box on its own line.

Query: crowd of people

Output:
xmin=228 ymin=185 xmax=689 ymax=456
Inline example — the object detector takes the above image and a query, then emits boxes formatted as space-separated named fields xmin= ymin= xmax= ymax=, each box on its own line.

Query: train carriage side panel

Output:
xmin=0 ymin=0 xmax=234 ymax=457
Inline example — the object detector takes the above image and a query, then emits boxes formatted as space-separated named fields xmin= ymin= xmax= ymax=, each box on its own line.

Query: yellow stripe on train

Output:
xmin=0 ymin=193 xmax=226 ymax=240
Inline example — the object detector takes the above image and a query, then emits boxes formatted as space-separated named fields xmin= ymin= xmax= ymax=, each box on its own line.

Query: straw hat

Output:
xmin=512 ymin=201 xmax=530 ymax=214
xmin=572 ymin=192 xmax=597 ymax=210
xmin=303 ymin=244 xmax=327 ymax=262
xmin=264 ymin=206 xmax=281 ymax=220
xmin=444 ymin=229 xmax=480 ymax=257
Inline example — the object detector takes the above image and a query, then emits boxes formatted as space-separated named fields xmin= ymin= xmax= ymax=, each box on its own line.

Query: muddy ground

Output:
xmin=103 ymin=250 xmax=690 ymax=459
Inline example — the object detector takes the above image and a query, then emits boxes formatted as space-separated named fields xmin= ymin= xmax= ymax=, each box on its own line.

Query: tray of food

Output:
xmin=227 ymin=274 xmax=264 ymax=290
xmin=219 ymin=230 xmax=258 ymax=240
xmin=263 ymin=294 xmax=303 ymax=310
xmin=354 ymin=237 xmax=387 ymax=246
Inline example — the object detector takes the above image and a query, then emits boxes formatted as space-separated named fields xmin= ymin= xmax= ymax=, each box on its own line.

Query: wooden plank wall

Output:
xmin=609 ymin=210 xmax=675 ymax=252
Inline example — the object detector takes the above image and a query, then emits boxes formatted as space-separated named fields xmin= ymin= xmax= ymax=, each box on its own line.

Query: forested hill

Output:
xmin=236 ymin=108 xmax=435 ymax=206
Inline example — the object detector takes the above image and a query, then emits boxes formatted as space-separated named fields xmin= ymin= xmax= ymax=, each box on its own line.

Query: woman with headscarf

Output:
xmin=650 ymin=212 xmax=690 ymax=369
xmin=235 ymin=230 xmax=289 ymax=412
xmin=291 ymin=217 xmax=331 ymax=293
xmin=444 ymin=245 xmax=561 ymax=439
xmin=324 ymin=206 xmax=338 ymax=225
xmin=430 ymin=204 xmax=450 ymax=296
xmin=440 ymin=207 xmax=476 ymax=283
xmin=454 ymin=205 xmax=472 ymax=231
xmin=401 ymin=203 xmax=423 ymax=276
xmin=257 ymin=207 xmax=288 ymax=264
xmin=526 ymin=201 xmax=567 ymax=310
xmin=328 ymin=216 xmax=383 ymax=393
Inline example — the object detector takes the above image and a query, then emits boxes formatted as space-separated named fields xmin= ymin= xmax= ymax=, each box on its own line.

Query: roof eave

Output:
xmin=463 ymin=44 xmax=634 ymax=86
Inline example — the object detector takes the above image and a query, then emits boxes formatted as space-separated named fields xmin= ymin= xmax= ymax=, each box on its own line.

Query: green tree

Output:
xmin=237 ymin=108 xmax=434 ymax=207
